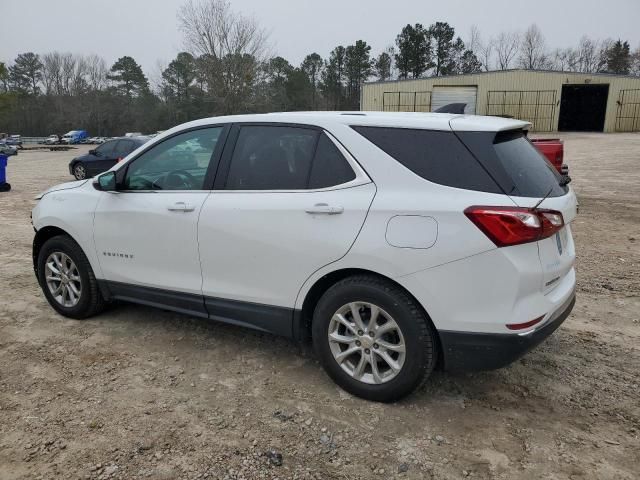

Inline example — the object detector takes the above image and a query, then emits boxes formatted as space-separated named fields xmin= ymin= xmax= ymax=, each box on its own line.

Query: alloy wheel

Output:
xmin=74 ymin=164 xmax=86 ymax=180
xmin=328 ymin=302 xmax=406 ymax=385
xmin=45 ymin=252 xmax=82 ymax=308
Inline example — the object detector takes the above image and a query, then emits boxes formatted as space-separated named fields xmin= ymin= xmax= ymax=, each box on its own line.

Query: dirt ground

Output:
xmin=0 ymin=134 xmax=638 ymax=480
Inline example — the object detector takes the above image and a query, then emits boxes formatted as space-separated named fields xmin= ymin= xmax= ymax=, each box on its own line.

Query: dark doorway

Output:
xmin=558 ymin=84 xmax=609 ymax=131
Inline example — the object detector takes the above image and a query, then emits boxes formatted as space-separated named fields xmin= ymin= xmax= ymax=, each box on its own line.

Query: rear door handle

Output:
xmin=167 ymin=201 xmax=195 ymax=212
xmin=305 ymin=203 xmax=344 ymax=215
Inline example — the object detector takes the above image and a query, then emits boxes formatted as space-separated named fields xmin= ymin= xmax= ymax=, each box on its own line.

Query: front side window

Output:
xmin=124 ymin=127 xmax=222 ymax=191
xmin=225 ymin=126 xmax=318 ymax=190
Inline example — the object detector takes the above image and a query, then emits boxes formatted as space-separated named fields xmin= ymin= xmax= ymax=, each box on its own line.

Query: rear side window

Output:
xmin=456 ymin=130 xmax=566 ymax=198
xmin=225 ymin=126 xmax=318 ymax=190
xmin=114 ymin=139 xmax=134 ymax=156
xmin=96 ymin=140 xmax=116 ymax=156
xmin=308 ymin=134 xmax=356 ymax=189
xmin=352 ymin=126 xmax=501 ymax=194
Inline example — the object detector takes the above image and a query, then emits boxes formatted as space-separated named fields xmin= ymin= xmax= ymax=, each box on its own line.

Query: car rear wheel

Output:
xmin=37 ymin=235 xmax=105 ymax=319
xmin=312 ymin=275 xmax=437 ymax=402
xmin=73 ymin=163 xmax=87 ymax=180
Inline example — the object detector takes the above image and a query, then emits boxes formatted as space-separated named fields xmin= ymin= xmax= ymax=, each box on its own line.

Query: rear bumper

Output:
xmin=439 ymin=291 xmax=576 ymax=372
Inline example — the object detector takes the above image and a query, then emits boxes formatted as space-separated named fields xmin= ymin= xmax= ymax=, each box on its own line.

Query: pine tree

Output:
xmin=395 ymin=24 xmax=432 ymax=79
xmin=107 ymin=56 xmax=149 ymax=98
xmin=605 ymin=40 xmax=631 ymax=74
xmin=429 ymin=22 xmax=465 ymax=76
xmin=8 ymin=53 xmax=43 ymax=95
xmin=374 ymin=51 xmax=392 ymax=81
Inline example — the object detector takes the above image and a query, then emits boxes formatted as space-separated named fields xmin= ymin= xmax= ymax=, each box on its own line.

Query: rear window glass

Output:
xmin=351 ymin=126 xmax=502 ymax=194
xmin=456 ymin=130 xmax=566 ymax=198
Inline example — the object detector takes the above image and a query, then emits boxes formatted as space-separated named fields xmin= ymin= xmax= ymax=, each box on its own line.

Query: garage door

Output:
xmin=431 ymin=86 xmax=478 ymax=114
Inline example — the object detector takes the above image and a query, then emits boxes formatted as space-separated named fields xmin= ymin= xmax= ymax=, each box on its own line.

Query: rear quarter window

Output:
xmin=351 ymin=126 xmax=502 ymax=194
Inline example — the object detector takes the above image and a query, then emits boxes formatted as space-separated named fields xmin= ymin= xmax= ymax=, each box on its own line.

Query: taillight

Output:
xmin=464 ymin=206 xmax=564 ymax=247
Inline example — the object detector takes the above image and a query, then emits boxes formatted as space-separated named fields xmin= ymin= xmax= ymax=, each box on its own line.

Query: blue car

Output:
xmin=69 ymin=136 xmax=149 ymax=180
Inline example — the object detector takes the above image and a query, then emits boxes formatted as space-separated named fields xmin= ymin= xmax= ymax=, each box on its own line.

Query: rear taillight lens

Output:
xmin=465 ymin=206 xmax=564 ymax=247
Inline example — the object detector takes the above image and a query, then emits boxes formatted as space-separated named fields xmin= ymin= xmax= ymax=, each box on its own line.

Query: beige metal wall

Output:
xmin=361 ymin=71 xmax=640 ymax=132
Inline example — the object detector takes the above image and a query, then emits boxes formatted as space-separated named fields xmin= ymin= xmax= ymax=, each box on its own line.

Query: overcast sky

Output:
xmin=2 ymin=0 xmax=639 ymax=79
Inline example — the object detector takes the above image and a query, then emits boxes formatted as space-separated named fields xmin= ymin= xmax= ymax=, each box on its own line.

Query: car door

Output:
xmin=198 ymin=124 xmax=376 ymax=334
xmin=93 ymin=126 xmax=227 ymax=313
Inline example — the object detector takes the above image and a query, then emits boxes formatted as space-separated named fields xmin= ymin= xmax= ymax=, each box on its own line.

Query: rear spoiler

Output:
xmin=449 ymin=116 xmax=531 ymax=132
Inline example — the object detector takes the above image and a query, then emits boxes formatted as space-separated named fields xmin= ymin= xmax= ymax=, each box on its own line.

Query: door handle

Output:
xmin=305 ymin=203 xmax=344 ymax=215
xmin=167 ymin=202 xmax=195 ymax=212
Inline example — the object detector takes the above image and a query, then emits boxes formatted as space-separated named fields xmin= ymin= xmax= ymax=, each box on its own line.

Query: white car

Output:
xmin=0 ymin=142 xmax=18 ymax=156
xmin=32 ymin=112 xmax=577 ymax=402
xmin=44 ymin=134 xmax=61 ymax=145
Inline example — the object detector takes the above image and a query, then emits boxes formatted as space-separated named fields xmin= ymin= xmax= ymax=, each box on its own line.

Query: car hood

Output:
xmin=35 ymin=179 xmax=88 ymax=199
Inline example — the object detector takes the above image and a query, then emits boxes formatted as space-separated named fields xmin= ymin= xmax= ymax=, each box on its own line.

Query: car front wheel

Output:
xmin=73 ymin=163 xmax=87 ymax=180
xmin=37 ymin=235 xmax=105 ymax=319
xmin=312 ymin=275 xmax=437 ymax=402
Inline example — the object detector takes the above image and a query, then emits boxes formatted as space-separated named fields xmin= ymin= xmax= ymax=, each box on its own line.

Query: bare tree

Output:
xmin=178 ymin=0 xmax=269 ymax=112
xmin=466 ymin=25 xmax=481 ymax=53
xmin=631 ymin=45 xmax=640 ymax=76
xmin=495 ymin=31 xmax=520 ymax=70
xmin=86 ymin=54 xmax=108 ymax=90
xmin=468 ymin=27 xmax=494 ymax=71
xmin=178 ymin=0 xmax=268 ymax=60
xmin=551 ymin=47 xmax=579 ymax=71
xmin=518 ymin=24 xmax=549 ymax=69
xmin=41 ymin=52 xmax=62 ymax=94
xmin=479 ymin=38 xmax=494 ymax=71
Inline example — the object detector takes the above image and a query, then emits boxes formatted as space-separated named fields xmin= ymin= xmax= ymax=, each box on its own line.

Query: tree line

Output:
xmin=1 ymin=0 xmax=639 ymax=136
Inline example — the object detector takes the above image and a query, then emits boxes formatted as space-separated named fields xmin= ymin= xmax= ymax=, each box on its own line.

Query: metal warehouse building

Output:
xmin=361 ymin=69 xmax=640 ymax=132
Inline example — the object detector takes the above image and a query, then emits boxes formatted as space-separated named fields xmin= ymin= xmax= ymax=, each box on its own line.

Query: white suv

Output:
xmin=32 ymin=112 xmax=577 ymax=402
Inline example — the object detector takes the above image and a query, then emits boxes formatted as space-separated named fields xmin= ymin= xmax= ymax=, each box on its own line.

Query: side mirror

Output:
xmin=93 ymin=171 xmax=117 ymax=192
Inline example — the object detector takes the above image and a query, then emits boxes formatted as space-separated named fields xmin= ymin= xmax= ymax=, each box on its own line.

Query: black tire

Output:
xmin=73 ymin=162 xmax=87 ymax=180
xmin=312 ymin=275 xmax=437 ymax=403
xmin=37 ymin=235 xmax=105 ymax=319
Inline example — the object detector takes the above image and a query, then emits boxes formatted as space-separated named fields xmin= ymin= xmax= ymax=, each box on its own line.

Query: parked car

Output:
xmin=531 ymin=138 xmax=568 ymax=175
xmin=6 ymin=135 xmax=23 ymax=148
xmin=32 ymin=112 xmax=577 ymax=402
xmin=61 ymin=130 xmax=89 ymax=144
xmin=68 ymin=136 xmax=150 ymax=180
xmin=0 ymin=141 xmax=18 ymax=156
xmin=44 ymin=134 xmax=62 ymax=145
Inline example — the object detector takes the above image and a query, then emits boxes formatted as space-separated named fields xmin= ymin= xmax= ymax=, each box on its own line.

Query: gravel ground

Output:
xmin=0 ymin=134 xmax=639 ymax=480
